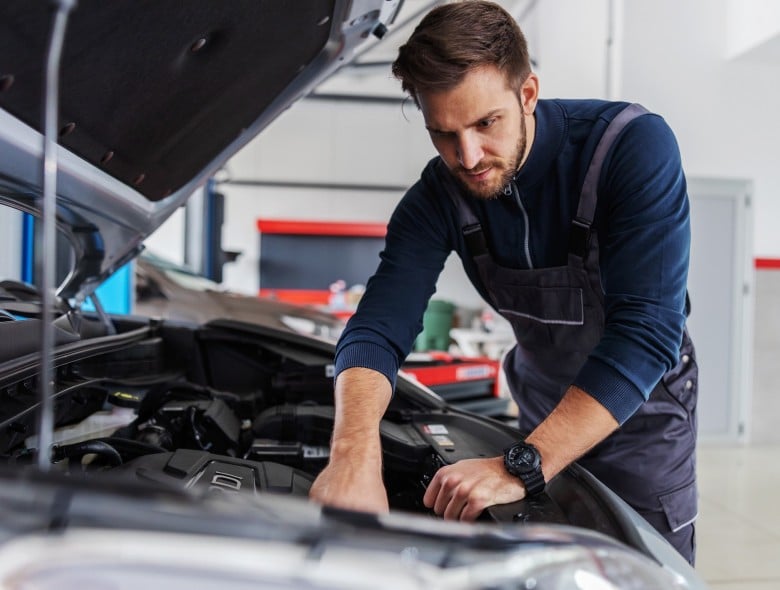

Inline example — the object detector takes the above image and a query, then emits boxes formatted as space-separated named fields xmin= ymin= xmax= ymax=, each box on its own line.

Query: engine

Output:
xmin=34 ymin=376 xmax=467 ymax=513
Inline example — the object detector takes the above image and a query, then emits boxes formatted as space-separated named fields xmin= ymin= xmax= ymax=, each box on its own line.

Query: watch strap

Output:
xmin=518 ymin=467 xmax=545 ymax=496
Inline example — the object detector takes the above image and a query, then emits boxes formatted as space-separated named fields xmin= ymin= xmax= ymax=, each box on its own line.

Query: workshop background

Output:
xmin=147 ymin=0 xmax=779 ymax=444
xmin=1 ymin=1 xmax=777 ymax=587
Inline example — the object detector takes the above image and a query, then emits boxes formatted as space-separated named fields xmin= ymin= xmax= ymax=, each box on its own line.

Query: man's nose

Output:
xmin=456 ymin=132 xmax=484 ymax=170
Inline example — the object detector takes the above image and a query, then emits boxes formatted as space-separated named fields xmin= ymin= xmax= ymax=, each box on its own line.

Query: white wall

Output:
xmin=752 ymin=268 xmax=780 ymax=443
xmin=726 ymin=0 xmax=780 ymax=59
xmin=145 ymin=207 xmax=186 ymax=265
xmin=618 ymin=0 xmax=780 ymax=258
xmin=535 ymin=0 xmax=611 ymax=99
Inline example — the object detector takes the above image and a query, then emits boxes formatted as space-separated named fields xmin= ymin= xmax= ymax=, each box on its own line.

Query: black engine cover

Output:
xmin=119 ymin=449 xmax=314 ymax=497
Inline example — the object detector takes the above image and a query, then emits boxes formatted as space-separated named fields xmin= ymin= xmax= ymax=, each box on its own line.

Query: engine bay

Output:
xmin=0 ymin=316 xmax=639 ymax=548
xmin=0 ymin=317 xmax=520 ymax=515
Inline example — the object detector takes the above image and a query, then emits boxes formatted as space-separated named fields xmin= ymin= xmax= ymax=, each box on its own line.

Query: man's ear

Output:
xmin=520 ymin=73 xmax=540 ymax=115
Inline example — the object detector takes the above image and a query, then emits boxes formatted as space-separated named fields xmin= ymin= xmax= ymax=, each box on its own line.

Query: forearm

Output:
xmin=330 ymin=366 xmax=392 ymax=462
xmin=525 ymin=385 xmax=619 ymax=483
xmin=309 ymin=367 xmax=392 ymax=511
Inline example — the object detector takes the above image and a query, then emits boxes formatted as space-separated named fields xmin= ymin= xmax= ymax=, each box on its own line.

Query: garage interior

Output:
xmin=1 ymin=0 xmax=778 ymax=587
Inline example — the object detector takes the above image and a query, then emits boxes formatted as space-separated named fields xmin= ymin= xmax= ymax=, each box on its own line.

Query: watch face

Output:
xmin=508 ymin=443 xmax=540 ymax=470
xmin=520 ymin=448 xmax=536 ymax=465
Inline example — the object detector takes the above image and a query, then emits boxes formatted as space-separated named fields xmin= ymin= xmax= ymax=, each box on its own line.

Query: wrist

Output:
xmin=330 ymin=431 xmax=382 ymax=462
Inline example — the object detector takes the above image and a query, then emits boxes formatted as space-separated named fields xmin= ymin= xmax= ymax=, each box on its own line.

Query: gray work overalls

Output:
xmin=443 ymin=104 xmax=698 ymax=564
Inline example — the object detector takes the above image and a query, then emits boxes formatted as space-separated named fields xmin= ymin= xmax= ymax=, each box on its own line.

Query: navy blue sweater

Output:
xmin=335 ymin=99 xmax=690 ymax=424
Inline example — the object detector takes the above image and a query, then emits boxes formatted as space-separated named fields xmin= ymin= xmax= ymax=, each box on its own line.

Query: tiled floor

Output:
xmin=696 ymin=443 xmax=780 ymax=589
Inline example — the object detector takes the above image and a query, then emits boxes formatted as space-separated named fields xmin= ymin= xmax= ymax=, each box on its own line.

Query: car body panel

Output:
xmin=134 ymin=251 xmax=345 ymax=341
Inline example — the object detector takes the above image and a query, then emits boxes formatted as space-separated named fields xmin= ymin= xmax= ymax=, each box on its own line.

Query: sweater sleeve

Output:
xmin=334 ymin=164 xmax=453 ymax=391
xmin=572 ymin=113 xmax=690 ymax=424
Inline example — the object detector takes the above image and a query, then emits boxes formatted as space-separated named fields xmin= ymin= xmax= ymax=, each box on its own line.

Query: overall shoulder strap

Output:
xmin=435 ymin=159 xmax=490 ymax=258
xmin=569 ymin=103 xmax=650 ymax=257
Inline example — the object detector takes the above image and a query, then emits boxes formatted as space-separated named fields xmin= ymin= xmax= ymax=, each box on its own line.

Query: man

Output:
xmin=309 ymin=0 xmax=698 ymax=564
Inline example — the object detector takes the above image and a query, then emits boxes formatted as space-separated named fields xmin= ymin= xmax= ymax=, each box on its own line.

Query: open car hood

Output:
xmin=0 ymin=0 xmax=400 ymax=304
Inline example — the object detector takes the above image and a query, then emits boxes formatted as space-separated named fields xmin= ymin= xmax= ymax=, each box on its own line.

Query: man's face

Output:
xmin=418 ymin=65 xmax=532 ymax=200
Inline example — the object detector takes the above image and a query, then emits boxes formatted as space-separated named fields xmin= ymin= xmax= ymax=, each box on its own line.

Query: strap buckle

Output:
xmin=568 ymin=218 xmax=591 ymax=258
xmin=463 ymin=223 xmax=488 ymax=257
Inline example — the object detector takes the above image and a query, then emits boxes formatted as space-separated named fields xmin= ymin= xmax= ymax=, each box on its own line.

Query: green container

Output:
xmin=415 ymin=299 xmax=455 ymax=352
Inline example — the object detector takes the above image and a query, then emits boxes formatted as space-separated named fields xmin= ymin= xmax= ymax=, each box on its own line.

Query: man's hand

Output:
xmin=309 ymin=452 xmax=389 ymax=513
xmin=423 ymin=386 xmax=620 ymax=521
xmin=308 ymin=367 xmax=393 ymax=513
xmin=423 ymin=456 xmax=526 ymax=520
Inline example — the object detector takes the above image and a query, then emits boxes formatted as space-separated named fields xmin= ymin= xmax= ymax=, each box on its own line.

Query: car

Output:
xmin=134 ymin=250 xmax=346 ymax=343
xmin=0 ymin=1 xmax=707 ymax=588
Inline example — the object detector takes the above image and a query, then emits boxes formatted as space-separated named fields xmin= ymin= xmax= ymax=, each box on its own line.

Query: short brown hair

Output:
xmin=392 ymin=1 xmax=531 ymax=106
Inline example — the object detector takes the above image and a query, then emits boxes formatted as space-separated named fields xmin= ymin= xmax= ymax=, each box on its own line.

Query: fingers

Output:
xmin=422 ymin=470 xmax=441 ymax=508
xmin=423 ymin=464 xmax=460 ymax=516
xmin=434 ymin=471 xmax=460 ymax=516
xmin=423 ymin=456 xmax=520 ymax=521
xmin=443 ymin=487 xmax=470 ymax=520
xmin=459 ymin=496 xmax=489 ymax=521
xmin=424 ymin=464 xmax=482 ymax=521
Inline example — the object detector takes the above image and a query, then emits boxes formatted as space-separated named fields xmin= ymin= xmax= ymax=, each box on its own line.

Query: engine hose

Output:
xmin=99 ymin=437 xmax=167 ymax=458
xmin=187 ymin=406 xmax=211 ymax=451
xmin=52 ymin=440 xmax=123 ymax=467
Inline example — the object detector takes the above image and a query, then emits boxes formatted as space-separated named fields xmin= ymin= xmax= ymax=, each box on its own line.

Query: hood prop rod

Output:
xmin=37 ymin=0 xmax=78 ymax=471
xmin=89 ymin=292 xmax=117 ymax=336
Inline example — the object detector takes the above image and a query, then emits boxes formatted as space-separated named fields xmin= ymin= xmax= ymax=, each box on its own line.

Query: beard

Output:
xmin=453 ymin=114 xmax=527 ymax=200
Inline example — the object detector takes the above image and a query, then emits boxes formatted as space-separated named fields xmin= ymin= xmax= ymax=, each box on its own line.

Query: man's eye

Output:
xmin=479 ymin=118 xmax=496 ymax=128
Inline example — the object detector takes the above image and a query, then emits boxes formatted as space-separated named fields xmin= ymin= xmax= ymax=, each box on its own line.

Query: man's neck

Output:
xmin=516 ymin=112 xmax=536 ymax=172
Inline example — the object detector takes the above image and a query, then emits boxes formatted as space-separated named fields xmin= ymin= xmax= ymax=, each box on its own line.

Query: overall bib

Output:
xmin=443 ymin=104 xmax=699 ymax=564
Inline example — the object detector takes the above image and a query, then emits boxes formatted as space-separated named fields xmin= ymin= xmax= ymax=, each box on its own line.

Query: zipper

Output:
xmin=506 ymin=182 xmax=533 ymax=268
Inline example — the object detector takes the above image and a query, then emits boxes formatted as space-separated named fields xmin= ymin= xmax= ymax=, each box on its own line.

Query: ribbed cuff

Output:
xmin=334 ymin=341 xmax=399 ymax=391
xmin=573 ymin=357 xmax=647 ymax=425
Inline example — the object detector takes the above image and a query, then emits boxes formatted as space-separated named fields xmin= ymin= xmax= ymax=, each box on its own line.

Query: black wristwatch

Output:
xmin=503 ymin=441 xmax=545 ymax=496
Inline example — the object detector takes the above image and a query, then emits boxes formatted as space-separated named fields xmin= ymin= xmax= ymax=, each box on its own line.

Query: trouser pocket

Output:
xmin=639 ymin=480 xmax=698 ymax=565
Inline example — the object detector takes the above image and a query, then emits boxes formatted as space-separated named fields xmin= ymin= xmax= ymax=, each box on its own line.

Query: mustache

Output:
xmin=457 ymin=160 xmax=500 ymax=175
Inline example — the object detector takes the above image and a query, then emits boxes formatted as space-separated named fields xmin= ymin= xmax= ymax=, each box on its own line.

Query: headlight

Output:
xmin=458 ymin=544 xmax=691 ymax=589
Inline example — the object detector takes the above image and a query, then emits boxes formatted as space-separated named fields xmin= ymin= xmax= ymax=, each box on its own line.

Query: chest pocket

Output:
xmin=498 ymin=285 xmax=584 ymax=325
xmin=477 ymin=254 xmax=604 ymax=355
